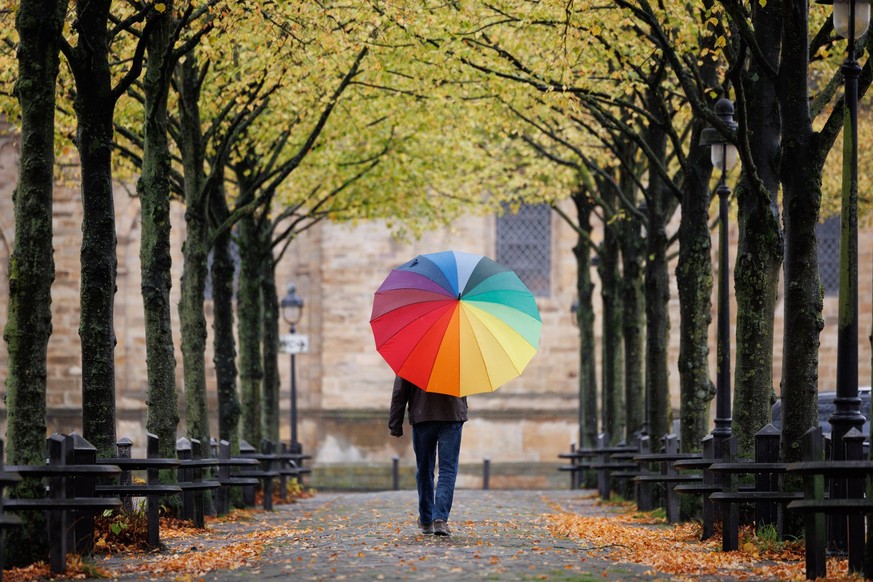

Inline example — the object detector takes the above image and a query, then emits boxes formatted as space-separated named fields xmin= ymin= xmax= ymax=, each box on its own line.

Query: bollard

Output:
xmin=116 ymin=437 xmax=134 ymax=514
xmin=483 ymin=458 xmax=490 ymax=490
xmin=239 ymin=440 xmax=257 ymax=507
xmin=70 ymin=433 xmax=97 ymax=556
xmin=392 ymin=457 xmax=400 ymax=491
xmin=145 ymin=433 xmax=162 ymax=546
xmin=569 ymin=443 xmax=577 ymax=490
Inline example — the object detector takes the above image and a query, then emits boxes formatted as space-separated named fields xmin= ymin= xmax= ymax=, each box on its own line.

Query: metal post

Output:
xmin=713 ymin=172 xmax=732 ymax=454
xmin=281 ymin=283 xmax=304 ymax=456
xmin=290 ymin=344 xmax=301 ymax=455
xmin=483 ymin=458 xmax=490 ymax=490
xmin=392 ymin=457 xmax=399 ymax=491
xmin=827 ymin=1 xmax=867 ymax=555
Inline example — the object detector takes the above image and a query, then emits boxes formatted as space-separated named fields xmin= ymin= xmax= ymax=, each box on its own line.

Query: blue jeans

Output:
xmin=412 ymin=421 xmax=463 ymax=523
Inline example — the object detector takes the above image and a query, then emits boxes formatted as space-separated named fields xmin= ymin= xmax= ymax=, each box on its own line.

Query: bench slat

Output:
xmin=95 ymin=484 xmax=182 ymax=495
xmin=6 ymin=497 xmax=123 ymax=511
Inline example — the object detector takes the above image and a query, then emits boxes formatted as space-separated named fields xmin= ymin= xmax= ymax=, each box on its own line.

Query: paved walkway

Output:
xmin=97 ymin=489 xmax=659 ymax=581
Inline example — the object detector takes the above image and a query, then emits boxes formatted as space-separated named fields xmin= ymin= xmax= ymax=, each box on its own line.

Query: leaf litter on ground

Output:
xmin=545 ymin=495 xmax=861 ymax=581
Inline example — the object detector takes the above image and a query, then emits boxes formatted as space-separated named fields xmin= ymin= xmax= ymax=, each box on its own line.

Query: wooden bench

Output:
xmin=786 ymin=426 xmax=873 ymax=579
xmin=212 ymin=439 xmax=260 ymax=515
xmin=236 ymin=440 xmax=281 ymax=510
xmin=96 ymin=433 xmax=181 ymax=547
xmin=633 ymin=434 xmax=702 ymax=522
xmin=707 ymin=424 xmax=793 ymax=551
xmin=176 ymin=438 xmax=220 ymax=527
xmin=6 ymin=434 xmax=121 ymax=575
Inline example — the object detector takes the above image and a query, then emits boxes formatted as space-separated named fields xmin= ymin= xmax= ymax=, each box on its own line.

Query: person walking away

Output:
xmin=388 ymin=375 xmax=467 ymax=536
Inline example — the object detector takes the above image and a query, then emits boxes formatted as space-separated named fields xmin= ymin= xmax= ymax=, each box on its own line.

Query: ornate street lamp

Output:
xmin=699 ymin=98 xmax=739 ymax=449
xmin=281 ymin=283 xmax=305 ymax=454
xmin=816 ymin=0 xmax=870 ymax=455
xmin=816 ymin=0 xmax=870 ymax=564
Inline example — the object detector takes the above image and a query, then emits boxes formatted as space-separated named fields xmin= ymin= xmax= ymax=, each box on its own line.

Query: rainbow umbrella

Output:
xmin=370 ymin=250 xmax=542 ymax=397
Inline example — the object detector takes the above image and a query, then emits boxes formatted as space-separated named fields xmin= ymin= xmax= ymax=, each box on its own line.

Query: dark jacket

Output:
xmin=388 ymin=376 xmax=468 ymax=437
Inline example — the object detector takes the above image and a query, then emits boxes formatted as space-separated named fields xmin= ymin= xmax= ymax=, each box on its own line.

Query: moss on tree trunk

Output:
xmin=777 ymin=5 xmax=824 ymax=466
xmin=139 ymin=6 xmax=179 ymax=461
xmin=676 ymin=127 xmax=715 ymax=454
xmin=599 ymin=183 xmax=624 ymax=444
xmin=4 ymin=0 xmax=66 ymax=565
xmin=619 ymin=178 xmax=645 ymax=439
xmin=571 ymin=190 xmax=598 ymax=449
xmin=237 ymin=212 xmax=264 ymax=446
xmin=261 ymin=261 xmax=281 ymax=443
xmin=642 ymin=92 xmax=676 ymax=441
xmin=177 ymin=55 xmax=211 ymax=448
xmin=71 ymin=0 xmax=118 ymax=457
xmin=211 ymin=190 xmax=241 ymax=449
xmin=732 ymin=2 xmax=783 ymax=459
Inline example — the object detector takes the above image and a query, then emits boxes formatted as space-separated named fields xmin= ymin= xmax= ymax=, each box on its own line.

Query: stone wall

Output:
xmin=0 ymin=128 xmax=871 ymax=489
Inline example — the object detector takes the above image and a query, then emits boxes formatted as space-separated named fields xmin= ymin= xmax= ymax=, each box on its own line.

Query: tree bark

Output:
xmin=211 ymin=190 xmax=241 ymax=449
xmin=140 ymin=5 xmax=179 ymax=460
xmin=676 ymin=123 xmax=715 ymax=453
xmin=598 ymin=180 xmax=624 ymax=444
xmin=176 ymin=55 xmax=211 ymax=448
xmin=261 ymin=257 xmax=281 ymax=443
xmin=619 ymin=164 xmax=646 ymax=439
xmin=571 ymin=190 xmax=598 ymax=449
xmin=732 ymin=1 xmax=783 ymax=459
xmin=4 ymin=0 xmax=66 ymax=565
xmin=643 ymin=87 xmax=677 ymax=442
xmin=674 ymin=14 xmax=719 ymax=454
xmin=70 ymin=0 xmax=118 ymax=457
xmin=237 ymin=209 xmax=264 ymax=446
xmin=776 ymin=2 xmax=824 ymax=464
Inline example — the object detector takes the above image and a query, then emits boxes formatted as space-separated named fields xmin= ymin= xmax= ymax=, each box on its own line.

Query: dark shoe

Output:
xmin=432 ymin=519 xmax=450 ymax=536
xmin=417 ymin=518 xmax=434 ymax=534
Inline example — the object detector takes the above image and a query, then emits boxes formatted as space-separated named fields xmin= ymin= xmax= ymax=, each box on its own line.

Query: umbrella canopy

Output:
xmin=370 ymin=250 xmax=542 ymax=397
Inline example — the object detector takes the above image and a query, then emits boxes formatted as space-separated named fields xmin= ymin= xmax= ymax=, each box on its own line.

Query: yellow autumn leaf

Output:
xmin=154 ymin=2 xmax=166 ymax=13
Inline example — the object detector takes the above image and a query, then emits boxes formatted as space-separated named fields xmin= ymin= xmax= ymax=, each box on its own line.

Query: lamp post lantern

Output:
xmin=700 ymin=98 xmax=739 ymax=449
xmin=281 ymin=283 xmax=305 ymax=455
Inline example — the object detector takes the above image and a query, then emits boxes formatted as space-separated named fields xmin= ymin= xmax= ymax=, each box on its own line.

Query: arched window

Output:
xmin=495 ymin=203 xmax=551 ymax=297
xmin=817 ymin=216 xmax=840 ymax=296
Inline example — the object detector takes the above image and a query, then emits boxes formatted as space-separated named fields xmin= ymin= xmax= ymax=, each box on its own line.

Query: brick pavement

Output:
xmin=93 ymin=489 xmax=658 ymax=581
xmin=91 ymin=489 xmax=785 ymax=581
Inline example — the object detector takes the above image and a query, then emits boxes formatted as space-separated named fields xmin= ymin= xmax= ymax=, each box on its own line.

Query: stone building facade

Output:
xmin=0 ymin=128 xmax=871 ymax=488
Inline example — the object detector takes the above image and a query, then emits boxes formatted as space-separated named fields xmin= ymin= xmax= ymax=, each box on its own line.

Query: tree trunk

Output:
xmin=176 ymin=55 xmax=211 ymax=447
xmin=139 ymin=6 xmax=179 ymax=461
xmin=4 ymin=0 xmax=66 ymax=565
xmin=619 ymin=166 xmax=645 ymax=439
xmin=211 ymin=189 xmax=241 ymax=449
xmin=261 ymin=257 xmax=281 ymax=443
xmin=676 ymin=124 xmax=715 ymax=453
xmin=237 ymin=211 xmax=264 ymax=446
xmin=776 ymin=3 xmax=824 ymax=465
xmin=571 ymin=190 xmax=598 ymax=449
xmin=598 ymin=182 xmax=624 ymax=444
xmin=642 ymin=90 xmax=676 ymax=442
xmin=71 ymin=0 xmax=117 ymax=457
xmin=732 ymin=1 xmax=783 ymax=459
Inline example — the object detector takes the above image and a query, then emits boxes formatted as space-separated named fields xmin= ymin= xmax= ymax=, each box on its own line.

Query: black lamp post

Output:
xmin=816 ymin=0 xmax=870 ymax=562
xmin=281 ymin=283 xmax=305 ymax=455
xmin=816 ymin=0 xmax=870 ymax=460
xmin=699 ymin=98 xmax=739 ymax=450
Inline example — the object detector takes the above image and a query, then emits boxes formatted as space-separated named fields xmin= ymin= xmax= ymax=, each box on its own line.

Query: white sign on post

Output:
xmin=279 ymin=333 xmax=309 ymax=354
